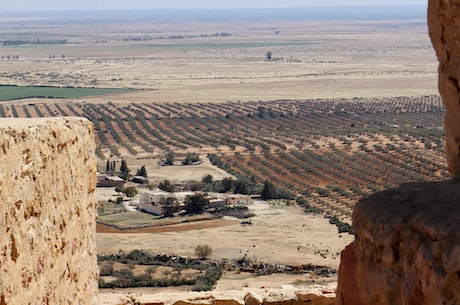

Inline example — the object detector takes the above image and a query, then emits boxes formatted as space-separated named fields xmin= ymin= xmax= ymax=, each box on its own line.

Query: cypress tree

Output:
xmin=261 ymin=180 xmax=276 ymax=200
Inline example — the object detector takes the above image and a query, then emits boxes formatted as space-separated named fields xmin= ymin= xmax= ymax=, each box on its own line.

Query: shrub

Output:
xmin=193 ymin=266 xmax=222 ymax=291
xmin=194 ymin=244 xmax=212 ymax=260
xmin=158 ymin=179 xmax=175 ymax=192
xmin=184 ymin=193 xmax=209 ymax=214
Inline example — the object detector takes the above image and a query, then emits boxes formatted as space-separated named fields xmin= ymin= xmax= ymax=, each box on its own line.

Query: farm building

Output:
xmin=138 ymin=191 xmax=172 ymax=216
xmin=96 ymin=173 xmax=124 ymax=187
xmin=206 ymin=193 xmax=227 ymax=208
xmin=132 ymin=175 xmax=149 ymax=184
xmin=138 ymin=191 xmax=197 ymax=216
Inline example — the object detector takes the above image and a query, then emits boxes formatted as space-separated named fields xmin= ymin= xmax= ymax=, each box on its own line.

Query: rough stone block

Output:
xmin=0 ymin=118 xmax=98 ymax=305
xmin=336 ymin=181 xmax=460 ymax=305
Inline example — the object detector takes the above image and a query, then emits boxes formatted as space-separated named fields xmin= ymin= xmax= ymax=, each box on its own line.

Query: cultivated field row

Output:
xmin=1 ymin=95 xmax=447 ymax=222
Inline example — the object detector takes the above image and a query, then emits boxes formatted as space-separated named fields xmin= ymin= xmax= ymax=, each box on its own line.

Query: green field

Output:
xmin=0 ymin=85 xmax=132 ymax=101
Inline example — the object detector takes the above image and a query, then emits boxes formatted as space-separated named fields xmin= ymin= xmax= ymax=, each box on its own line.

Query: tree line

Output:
xmin=2 ymin=39 xmax=68 ymax=46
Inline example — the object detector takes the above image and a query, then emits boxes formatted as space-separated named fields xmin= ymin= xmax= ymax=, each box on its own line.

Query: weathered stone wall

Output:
xmin=0 ymin=118 xmax=98 ymax=305
xmin=335 ymin=181 xmax=460 ymax=305
xmin=428 ymin=0 xmax=460 ymax=178
xmin=98 ymin=288 xmax=334 ymax=305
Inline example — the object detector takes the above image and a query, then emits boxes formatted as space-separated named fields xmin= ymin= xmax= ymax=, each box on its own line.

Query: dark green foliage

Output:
xmin=158 ymin=179 xmax=175 ymax=192
xmin=183 ymin=152 xmax=200 ymax=165
xmin=202 ymin=174 xmax=213 ymax=184
xmin=165 ymin=151 xmax=175 ymax=165
xmin=329 ymin=216 xmax=354 ymax=234
xmin=275 ymin=188 xmax=295 ymax=200
xmin=210 ymin=206 xmax=254 ymax=219
xmin=184 ymin=193 xmax=209 ymax=214
xmin=97 ymin=250 xmax=219 ymax=290
xmin=265 ymin=51 xmax=272 ymax=61
xmin=193 ymin=266 xmax=222 ymax=291
xmin=122 ymin=186 xmax=138 ymax=199
xmin=261 ymin=180 xmax=294 ymax=200
xmin=261 ymin=180 xmax=276 ymax=200
xmin=233 ymin=177 xmax=258 ymax=195
xmin=296 ymin=196 xmax=309 ymax=206
xmin=119 ymin=159 xmax=130 ymax=180
xmin=136 ymin=165 xmax=148 ymax=177
xmin=296 ymin=196 xmax=321 ymax=214
xmin=160 ymin=197 xmax=180 ymax=217
xmin=221 ymin=177 xmax=234 ymax=192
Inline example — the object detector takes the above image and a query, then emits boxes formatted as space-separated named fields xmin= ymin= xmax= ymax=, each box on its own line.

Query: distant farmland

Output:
xmin=0 ymin=85 xmax=132 ymax=101
xmin=0 ymin=95 xmax=448 ymax=224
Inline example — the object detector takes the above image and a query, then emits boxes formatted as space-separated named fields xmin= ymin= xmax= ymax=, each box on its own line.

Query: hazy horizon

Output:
xmin=1 ymin=0 xmax=427 ymax=12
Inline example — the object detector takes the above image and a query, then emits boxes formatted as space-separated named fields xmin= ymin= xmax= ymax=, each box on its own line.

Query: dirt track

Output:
xmin=96 ymin=219 xmax=239 ymax=234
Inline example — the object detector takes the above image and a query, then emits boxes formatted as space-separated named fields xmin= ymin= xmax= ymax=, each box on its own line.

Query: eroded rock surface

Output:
xmin=0 ymin=118 xmax=98 ymax=305
xmin=336 ymin=181 xmax=460 ymax=305
xmin=429 ymin=0 xmax=460 ymax=178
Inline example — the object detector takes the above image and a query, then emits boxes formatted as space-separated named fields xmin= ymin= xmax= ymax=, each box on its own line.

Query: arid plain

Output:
xmin=0 ymin=8 xmax=443 ymax=293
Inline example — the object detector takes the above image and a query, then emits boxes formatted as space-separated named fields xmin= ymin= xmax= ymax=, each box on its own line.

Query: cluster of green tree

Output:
xmin=210 ymin=206 xmax=254 ymax=219
xmin=105 ymin=159 xmax=148 ymax=181
xmin=48 ymin=54 xmax=66 ymax=59
xmin=115 ymin=185 xmax=139 ymax=199
xmin=126 ymin=32 xmax=233 ymax=41
xmin=208 ymin=154 xmax=260 ymax=195
xmin=260 ymin=180 xmax=294 ymax=200
xmin=193 ymin=266 xmax=222 ymax=291
xmin=1 ymin=55 xmax=19 ymax=60
xmin=136 ymin=165 xmax=147 ymax=177
xmin=158 ymin=179 xmax=175 ymax=192
xmin=99 ymin=267 xmax=196 ymax=289
xmin=165 ymin=151 xmax=175 ymax=165
xmin=119 ymin=159 xmax=130 ymax=180
xmin=159 ymin=197 xmax=180 ymax=217
xmin=2 ymin=39 xmax=68 ymax=46
xmin=198 ymin=174 xmax=236 ymax=193
xmin=182 ymin=152 xmax=200 ymax=165
xmin=184 ymin=193 xmax=209 ymax=214
xmin=97 ymin=249 xmax=222 ymax=291
xmin=155 ymin=190 xmax=210 ymax=217
xmin=105 ymin=159 xmax=117 ymax=173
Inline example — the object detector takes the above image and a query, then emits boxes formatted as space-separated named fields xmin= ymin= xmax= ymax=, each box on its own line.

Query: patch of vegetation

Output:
xmin=210 ymin=205 xmax=255 ymax=219
xmin=328 ymin=216 xmax=354 ymax=235
xmin=97 ymin=250 xmax=222 ymax=291
xmin=194 ymin=244 xmax=213 ymax=260
xmin=0 ymin=85 xmax=132 ymax=101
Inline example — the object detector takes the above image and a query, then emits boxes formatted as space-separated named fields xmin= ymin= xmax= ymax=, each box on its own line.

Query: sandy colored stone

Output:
xmin=99 ymin=287 xmax=335 ymax=305
xmin=428 ymin=0 xmax=460 ymax=178
xmin=0 ymin=118 xmax=98 ymax=305
xmin=336 ymin=181 xmax=460 ymax=305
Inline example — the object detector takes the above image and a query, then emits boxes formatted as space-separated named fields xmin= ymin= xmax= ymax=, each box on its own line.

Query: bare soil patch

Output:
xmin=96 ymin=218 xmax=238 ymax=233
xmin=97 ymin=201 xmax=353 ymax=269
